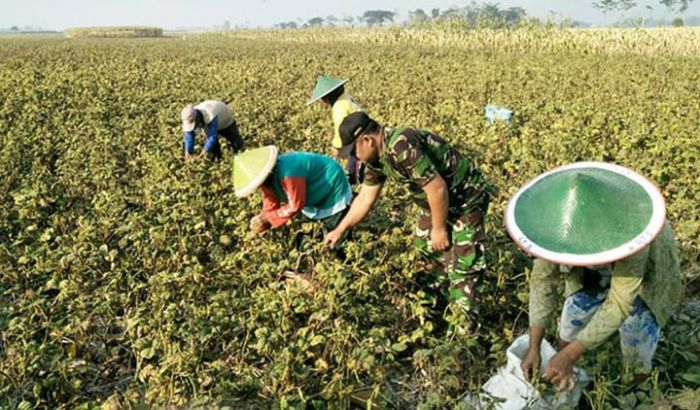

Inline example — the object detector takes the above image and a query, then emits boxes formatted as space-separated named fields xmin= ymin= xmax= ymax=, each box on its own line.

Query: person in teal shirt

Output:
xmin=233 ymin=146 xmax=352 ymax=234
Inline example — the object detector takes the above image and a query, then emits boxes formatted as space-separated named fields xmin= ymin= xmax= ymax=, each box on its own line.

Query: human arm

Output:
xmin=543 ymin=249 xmax=647 ymax=391
xmin=543 ymin=340 xmax=586 ymax=391
xmin=325 ymin=182 xmax=382 ymax=249
xmin=522 ymin=259 xmax=561 ymax=380
xmin=262 ymin=177 xmax=307 ymax=229
xmin=250 ymin=186 xmax=282 ymax=234
xmin=184 ymin=130 xmax=196 ymax=159
xmin=201 ymin=116 xmax=220 ymax=154
xmin=422 ymin=174 xmax=450 ymax=251
xmin=521 ymin=326 xmax=545 ymax=381
xmin=573 ymin=248 xmax=648 ymax=349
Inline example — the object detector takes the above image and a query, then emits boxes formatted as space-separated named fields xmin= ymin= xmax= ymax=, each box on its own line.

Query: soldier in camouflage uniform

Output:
xmin=325 ymin=112 xmax=494 ymax=319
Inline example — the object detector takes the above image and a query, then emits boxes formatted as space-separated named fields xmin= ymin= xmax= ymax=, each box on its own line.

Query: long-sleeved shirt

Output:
xmin=528 ymin=220 xmax=683 ymax=349
xmin=331 ymin=93 xmax=362 ymax=149
xmin=261 ymin=152 xmax=352 ymax=228
xmin=184 ymin=116 xmax=219 ymax=154
xmin=183 ymin=100 xmax=234 ymax=154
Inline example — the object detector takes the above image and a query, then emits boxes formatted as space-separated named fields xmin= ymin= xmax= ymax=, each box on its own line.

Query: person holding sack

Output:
xmin=505 ymin=162 xmax=683 ymax=391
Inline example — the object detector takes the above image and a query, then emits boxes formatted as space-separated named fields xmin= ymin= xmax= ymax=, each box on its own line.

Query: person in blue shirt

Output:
xmin=181 ymin=100 xmax=244 ymax=160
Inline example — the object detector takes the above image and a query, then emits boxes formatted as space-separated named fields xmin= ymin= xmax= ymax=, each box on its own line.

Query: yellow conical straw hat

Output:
xmin=233 ymin=146 xmax=278 ymax=198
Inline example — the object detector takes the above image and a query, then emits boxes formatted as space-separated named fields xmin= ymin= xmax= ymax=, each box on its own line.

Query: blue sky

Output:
xmin=3 ymin=0 xmax=699 ymax=30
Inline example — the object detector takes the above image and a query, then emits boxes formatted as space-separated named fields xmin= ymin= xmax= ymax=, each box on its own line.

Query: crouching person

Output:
xmin=505 ymin=162 xmax=683 ymax=391
xmin=233 ymin=146 xmax=352 ymax=237
xmin=181 ymin=100 xmax=244 ymax=160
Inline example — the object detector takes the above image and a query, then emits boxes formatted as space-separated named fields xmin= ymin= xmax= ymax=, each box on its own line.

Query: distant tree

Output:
xmin=593 ymin=0 xmax=623 ymax=14
xmin=592 ymin=0 xmax=636 ymax=23
xmin=660 ymin=0 xmax=694 ymax=13
xmin=361 ymin=10 xmax=395 ymax=26
xmin=480 ymin=3 xmax=503 ymax=21
xmin=619 ymin=0 xmax=638 ymax=11
xmin=342 ymin=15 xmax=355 ymax=26
xmin=409 ymin=8 xmax=429 ymax=23
xmin=11 ymin=26 xmax=19 ymax=32
xmin=567 ymin=19 xmax=592 ymax=27
xmin=672 ymin=16 xmax=685 ymax=25
xmin=615 ymin=16 xmax=645 ymax=26
xmin=591 ymin=1 xmax=695 ymax=26
xmin=307 ymin=17 xmax=324 ymax=27
xmin=592 ymin=0 xmax=637 ymax=13
xmin=326 ymin=15 xmax=339 ymax=27
xmin=646 ymin=5 xmax=655 ymax=26
xmin=463 ymin=3 xmax=529 ymax=28
xmin=223 ymin=20 xmax=231 ymax=30
xmin=407 ymin=3 xmax=531 ymax=28
xmin=504 ymin=7 xmax=527 ymax=24
xmin=276 ymin=21 xmax=298 ymax=29
xmin=440 ymin=7 xmax=463 ymax=20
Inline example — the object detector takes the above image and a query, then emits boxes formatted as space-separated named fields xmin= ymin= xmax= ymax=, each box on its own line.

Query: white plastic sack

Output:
xmin=466 ymin=334 xmax=589 ymax=410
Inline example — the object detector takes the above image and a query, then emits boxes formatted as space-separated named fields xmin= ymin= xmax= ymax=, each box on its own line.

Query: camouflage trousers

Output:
xmin=414 ymin=200 xmax=488 ymax=315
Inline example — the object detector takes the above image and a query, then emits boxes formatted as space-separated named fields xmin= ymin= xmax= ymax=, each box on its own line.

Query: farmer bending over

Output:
xmin=505 ymin=162 xmax=683 ymax=392
xmin=234 ymin=146 xmax=352 ymax=237
xmin=181 ymin=100 xmax=244 ymax=160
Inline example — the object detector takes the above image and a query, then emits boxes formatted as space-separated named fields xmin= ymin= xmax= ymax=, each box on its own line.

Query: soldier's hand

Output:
xmin=430 ymin=227 xmax=450 ymax=252
xmin=325 ymin=228 xmax=345 ymax=250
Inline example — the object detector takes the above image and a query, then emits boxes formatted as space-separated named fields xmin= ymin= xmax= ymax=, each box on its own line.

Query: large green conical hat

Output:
xmin=307 ymin=75 xmax=348 ymax=105
xmin=505 ymin=162 xmax=666 ymax=266
xmin=233 ymin=146 xmax=278 ymax=198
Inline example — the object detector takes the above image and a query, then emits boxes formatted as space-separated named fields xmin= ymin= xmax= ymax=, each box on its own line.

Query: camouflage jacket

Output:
xmin=364 ymin=127 xmax=494 ymax=211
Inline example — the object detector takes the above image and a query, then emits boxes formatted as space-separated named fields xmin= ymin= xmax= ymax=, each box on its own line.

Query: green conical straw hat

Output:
xmin=505 ymin=162 xmax=666 ymax=266
xmin=307 ymin=75 xmax=348 ymax=105
xmin=233 ymin=146 xmax=278 ymax=198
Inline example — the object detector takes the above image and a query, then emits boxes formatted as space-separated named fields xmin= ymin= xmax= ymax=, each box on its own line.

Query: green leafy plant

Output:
xmin=0 ymin=27 xmax=698 ymax=409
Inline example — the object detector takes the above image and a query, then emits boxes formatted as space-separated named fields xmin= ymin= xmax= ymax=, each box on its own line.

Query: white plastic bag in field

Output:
xmin=466 ymin=334 xmax=589 ymax=410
